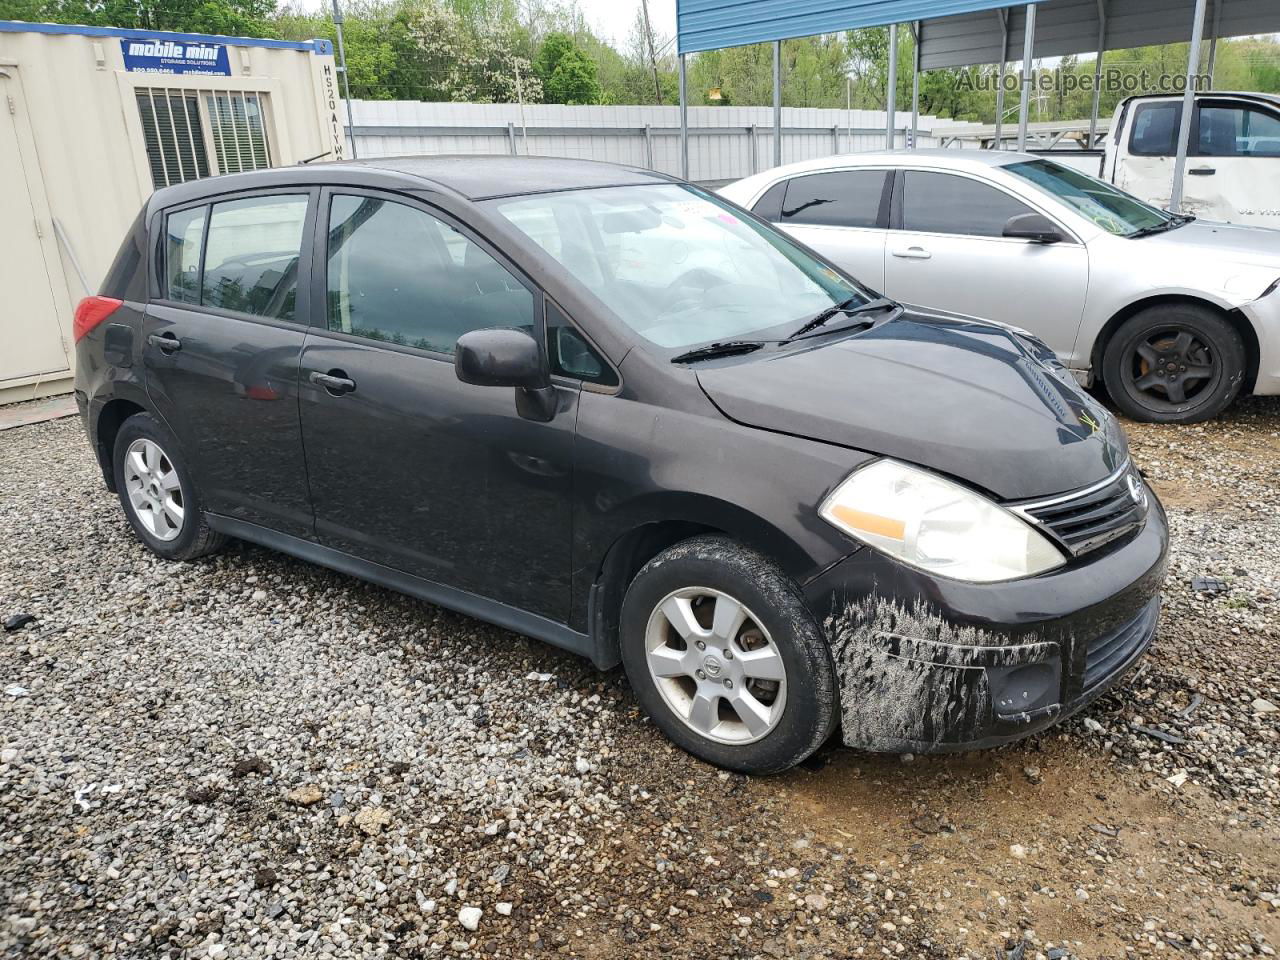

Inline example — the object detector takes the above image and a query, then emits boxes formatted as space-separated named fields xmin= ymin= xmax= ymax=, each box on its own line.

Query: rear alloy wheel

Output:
xmin=112 ymin=412 xmax=226 ymax=561
xmin=1102 ymin=304 xmax=1245 ymax=424
xmin=620 ymin=536 xmax=837 ymax=774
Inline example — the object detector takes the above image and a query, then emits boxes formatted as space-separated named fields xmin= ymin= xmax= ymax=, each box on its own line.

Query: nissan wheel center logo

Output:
xmin=120 ymin=37 xmax=231 ymax=76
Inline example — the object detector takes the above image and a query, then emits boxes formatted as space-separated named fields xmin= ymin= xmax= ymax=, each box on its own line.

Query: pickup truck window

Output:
xmin=1003 ymin=159 xmax=1169 ymax=237
xmin=1129 ymin=102 xmax=1181 ymax=157
xmin=1198 ymin=105 xmax=1280 ymax=157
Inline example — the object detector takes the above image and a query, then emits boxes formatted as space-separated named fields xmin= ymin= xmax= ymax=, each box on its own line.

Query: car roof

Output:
xmin=148 ymin=155 xmax=680 ymax=210
xmin=729 ymin=148 xmax=1029 ymax=183
xmin=1119 ymin=90 xmax=1280 ymax=108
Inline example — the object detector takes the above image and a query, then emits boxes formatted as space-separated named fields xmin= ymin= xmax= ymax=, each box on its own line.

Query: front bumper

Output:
xmin=1241 ymin=290 xmax=1280 ymax=396
xmin=803 ymin=489 xmax=1169 ymax=753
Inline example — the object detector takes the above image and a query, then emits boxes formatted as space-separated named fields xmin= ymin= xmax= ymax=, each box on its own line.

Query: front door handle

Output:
xmin=891 ymin=246 xmax=932 ymax=260
xmin=310 ymin=369 xmax=357 ymax=396
xmin=147 ymin=333 xmax=181 ymax=353
xmin=1188 ymin=166 xmax=1216 ymax=176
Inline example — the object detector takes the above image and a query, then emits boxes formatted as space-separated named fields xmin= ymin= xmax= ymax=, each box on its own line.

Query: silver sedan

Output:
xmin=719 ymin=150 xmax=1280 ymax=424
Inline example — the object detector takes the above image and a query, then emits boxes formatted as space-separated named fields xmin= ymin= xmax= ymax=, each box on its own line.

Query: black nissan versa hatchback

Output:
xmin=74 ymin=156 xmax=1169 ymax=774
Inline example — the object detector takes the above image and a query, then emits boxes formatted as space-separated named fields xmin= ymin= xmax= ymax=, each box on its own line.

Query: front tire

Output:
xmin=112 ymin=413 xmax=225 ymax=561
xmin=619 ymin=536 xmax=838 ymax=774
xmin=1101 ymin=304 xmax=1245 ymax=424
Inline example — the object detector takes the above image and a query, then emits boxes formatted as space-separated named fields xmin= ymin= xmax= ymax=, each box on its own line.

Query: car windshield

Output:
xmin=488 ymin=183 xmax=865 ymax=349
xmin=1002 ymin=158 xmax=1171 ymax=237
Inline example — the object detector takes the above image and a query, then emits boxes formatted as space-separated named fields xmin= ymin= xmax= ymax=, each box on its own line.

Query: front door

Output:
xmin=881 ymin=170 xmax=1089 ymax=362
xmin=297 ymin=189 xmax=576 ymax=622
xmin=1184 ymin=99 xmax=1280 ymax=228
xmin=142 ymin=191 xmax=315 ymax=537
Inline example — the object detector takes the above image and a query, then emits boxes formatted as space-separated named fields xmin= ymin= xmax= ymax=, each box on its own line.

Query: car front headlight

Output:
xmin=819 ymin=459 xmax=1066 ymax=583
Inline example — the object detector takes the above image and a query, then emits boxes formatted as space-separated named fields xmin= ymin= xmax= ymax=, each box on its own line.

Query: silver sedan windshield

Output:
xmin=1003 ymin=159 xmax=1171 ymax=237
xmin=490 ymin=184 xmax=864 ymax=349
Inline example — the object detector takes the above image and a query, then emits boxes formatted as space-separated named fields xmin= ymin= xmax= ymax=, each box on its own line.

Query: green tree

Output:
xmin=545 ymin=46 xmax=599 ymax=103
xmin=5 ymin=0 xmax=278 ymax=35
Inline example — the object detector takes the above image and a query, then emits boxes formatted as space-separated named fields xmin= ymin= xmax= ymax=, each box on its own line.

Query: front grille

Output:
xmin=1015 ymin=463 xmax=1147 ymax=557
xmin=1084 ymin=597 xmax=1159 ymax=690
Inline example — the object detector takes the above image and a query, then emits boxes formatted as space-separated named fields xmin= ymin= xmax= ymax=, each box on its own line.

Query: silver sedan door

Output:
xmin=759 ymin=169 xmax=892 ymax=291
xmin=881 ymin=170 xmax=1089 ymax=361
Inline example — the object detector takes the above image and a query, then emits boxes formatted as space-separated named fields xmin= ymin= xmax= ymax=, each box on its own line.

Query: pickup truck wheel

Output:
xmin=1102 ymin=304 xmax=1244 ymax=424
xmin=619 ymin=535 xmax=838 ymax=775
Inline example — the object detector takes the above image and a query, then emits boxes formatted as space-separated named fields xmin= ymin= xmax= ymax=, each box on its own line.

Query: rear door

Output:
xmin=880 ymin=170 xmax=1088 ymax=359
xmin=142 ymin=190 xmax=315 ymax=538
xmin=297 ymin=188 xmax=577 ymax=622
xmin=760 ymin=169 xmax=891 ymax=290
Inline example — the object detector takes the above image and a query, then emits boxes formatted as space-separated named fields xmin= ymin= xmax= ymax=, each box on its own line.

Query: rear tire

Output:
xmin=1101 ymin=304 xmax=1245 ymax=424
xmin=112 ymin=413 xmax=226 ymax=561
xmin=619 ymin=535 xmax=837 ymax=775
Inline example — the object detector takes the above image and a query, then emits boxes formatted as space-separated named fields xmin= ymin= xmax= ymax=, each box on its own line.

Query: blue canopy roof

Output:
xmin=676 ymin=0 xmax=1043 ymax=54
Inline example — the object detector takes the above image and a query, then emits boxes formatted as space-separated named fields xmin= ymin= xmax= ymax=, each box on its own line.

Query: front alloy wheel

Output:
xmin=620 ymin=535 xmax=838 ymax=774
xmin=645 ymin=587 xmax=788 ymax=744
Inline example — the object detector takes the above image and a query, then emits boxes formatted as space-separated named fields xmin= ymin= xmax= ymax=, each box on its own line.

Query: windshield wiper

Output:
xmin=1128 ymin=213 xmax=1195 ymax=239
xmin=670 ymin=340 xmax=767 ymax=364
xmin=786 ymin=296 xmax=899 ymax=341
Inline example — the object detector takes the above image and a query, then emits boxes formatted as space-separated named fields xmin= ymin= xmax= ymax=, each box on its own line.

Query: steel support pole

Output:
xmin=679 ymin=53 xmax=689 ymax=180
xmin=1170 ymin=0 xmax=1208 ymax=213
xmin=1206 ymin=0 xmax=1223 ymax=85
xmin=331 ymin=0 xmax=357 ymax=158
xmin=993 ymin=9 xmax=1009 ymax=149
xmin=1089 ymin=0 xmax=1106 ymax=148
xmin=886 ymin=23 xmax=898 ymax=149
xmin=910 ymin=21 xmax=920 ymax=149
xmin=773 ymin=40 xmax=782 ymax=167
xmin=1016 ymin=3 xmax=1036 ymax=152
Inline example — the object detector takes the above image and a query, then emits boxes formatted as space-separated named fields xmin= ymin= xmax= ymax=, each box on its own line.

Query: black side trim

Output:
xmin=206 ymin=514 xmax=607 ymax=667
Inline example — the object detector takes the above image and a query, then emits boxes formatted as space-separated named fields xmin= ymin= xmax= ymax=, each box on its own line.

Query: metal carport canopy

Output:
xmin=673 ymin=0 xmax=1047 ymax=180
xmin=919 ymin=0 xmax=1279 ymax=70
xmin=676 ymin=0 xmax=1039 ymax=54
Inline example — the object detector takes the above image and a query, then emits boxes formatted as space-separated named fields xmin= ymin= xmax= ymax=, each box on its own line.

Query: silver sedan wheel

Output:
xmin=644 ymin=587 xmax=788 ymax=745
xmin=123 ymin=438 xmax=185 ymax=542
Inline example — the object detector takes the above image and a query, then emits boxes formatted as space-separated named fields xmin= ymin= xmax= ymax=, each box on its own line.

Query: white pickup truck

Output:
xmin=1099 ymin=92 xmax=1280 ymax=228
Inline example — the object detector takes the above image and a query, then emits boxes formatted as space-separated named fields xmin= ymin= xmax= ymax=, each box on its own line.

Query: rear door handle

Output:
xmin=310 ymin=370 xmax=357 ymax=396
xmin=1188 ymin=166 xmax=1216 ymax=176
xmin=147 ymin=333 xmax=181 ymax=353
xmin=891 ymin=246 xmax=932 ymax=260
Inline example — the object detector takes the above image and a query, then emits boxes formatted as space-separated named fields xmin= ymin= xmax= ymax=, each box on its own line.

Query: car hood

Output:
xmin=1138 ymin=219 xmax=1280 ymax=269
xmin=695 ymin=309 xmax=1129 ymax=501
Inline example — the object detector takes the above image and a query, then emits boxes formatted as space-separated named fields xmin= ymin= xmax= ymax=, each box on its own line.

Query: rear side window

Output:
xmin=779 ymin=171 xmax=887 ymax=228
xmin=165 ymin=206 xmax=206 ymax=304
xmin=1129 ymin=102 xmax=1181 ymax=157
xmin=326 ymin=194 xmax=533 ymax=355
xmin=900 ymin=172 xmax=1034 ymax=238
xmin=201 ymin=195 xmax=308 ymax=321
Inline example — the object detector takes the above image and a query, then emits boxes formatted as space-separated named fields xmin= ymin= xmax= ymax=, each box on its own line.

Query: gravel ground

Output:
xmin=2 ymin=400 xmax=1279 ymax=960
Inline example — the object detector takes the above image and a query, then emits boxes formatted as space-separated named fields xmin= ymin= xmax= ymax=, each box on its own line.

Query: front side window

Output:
xmin=201 ymin=194 xmax=308 ymax=321
xmin=326 ymin=194 xmax=533 ymax=354
xmin=900 ymin=172 xmax=1035 ymax=238
xmin=489 ymin=184 xmax=863 ymax=350
xmin=1130 ymin=102 xmax=1181 ymax=157
xmin=1198 ymin=104 xmax=1280 ymax=157
xmin=547 ymin=301 xmax=616 ymax=386
xmin=165 ymin=205 xmax=206 ymax=304
xmin=778 ymin=171 xmax=887 ymax=228
xmin=1003 ymin=158 xmax=1169 ymax=236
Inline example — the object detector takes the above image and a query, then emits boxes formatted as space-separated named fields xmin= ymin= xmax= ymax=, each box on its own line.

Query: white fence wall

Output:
xmin=348 ymin=101 xmax=985 ymax=182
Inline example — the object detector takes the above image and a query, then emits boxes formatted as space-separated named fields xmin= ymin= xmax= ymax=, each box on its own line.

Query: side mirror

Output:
xmin=454 ymin=328 xmax=556 ymax=421
xmin=1002 ymin=212 xmax=1065 ymax=244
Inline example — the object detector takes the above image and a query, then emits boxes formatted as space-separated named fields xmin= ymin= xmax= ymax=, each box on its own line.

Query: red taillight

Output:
xmin=73 ymin=296 xmax=123 ymax=342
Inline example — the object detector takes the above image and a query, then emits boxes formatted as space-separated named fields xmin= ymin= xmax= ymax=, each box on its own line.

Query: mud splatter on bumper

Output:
xmin=803 ymin=496 xmax=1169 ymax=753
